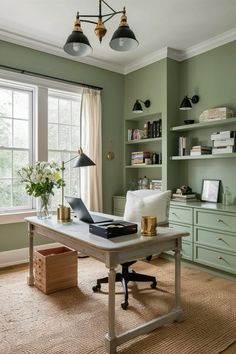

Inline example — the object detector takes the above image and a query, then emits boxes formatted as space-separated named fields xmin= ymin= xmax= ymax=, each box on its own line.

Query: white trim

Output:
xmin=0 ymin=27 xmax=124 ymax=74
xmin=182 ymin=27 xmax=236 ymax=61
xmin=0 ymin=25 xmax=236 ymax=76
xmin=0 ymin=242 xmax=62 ymax=268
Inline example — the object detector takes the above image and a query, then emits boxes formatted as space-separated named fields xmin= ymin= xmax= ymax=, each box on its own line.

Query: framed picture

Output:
xmin=201 ymin=179 xmax=220 ymax=203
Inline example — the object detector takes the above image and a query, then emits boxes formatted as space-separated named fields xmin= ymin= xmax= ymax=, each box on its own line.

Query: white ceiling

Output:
xmin=0 ymin=0 xmax=236 ymax=73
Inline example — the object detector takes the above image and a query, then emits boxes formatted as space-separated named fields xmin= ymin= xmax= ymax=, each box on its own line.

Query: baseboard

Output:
xmin=0 ymin=243 xmax=62 ymax=268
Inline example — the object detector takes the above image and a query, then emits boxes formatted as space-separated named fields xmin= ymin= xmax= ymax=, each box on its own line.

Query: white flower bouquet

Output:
xmin=18 ymin=161 xmax=64 ymax=198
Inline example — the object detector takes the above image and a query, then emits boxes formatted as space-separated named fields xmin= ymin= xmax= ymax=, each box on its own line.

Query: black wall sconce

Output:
xmin=132 ymin=99 xmax=151 ymax=113
xmin=179 ymin=95 xmax=199 ymax=110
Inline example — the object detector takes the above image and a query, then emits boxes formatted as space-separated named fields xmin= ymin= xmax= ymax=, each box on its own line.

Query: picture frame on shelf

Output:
xmin=201 ymin=179 xmax=220 ymax=203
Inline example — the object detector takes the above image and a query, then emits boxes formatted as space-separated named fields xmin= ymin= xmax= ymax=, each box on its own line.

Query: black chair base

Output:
xmin=92 ymin=261 xmax=157 ymax=310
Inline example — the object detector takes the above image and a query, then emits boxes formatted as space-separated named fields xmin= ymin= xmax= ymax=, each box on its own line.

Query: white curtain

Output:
xmin=80 ymin=88 xmax=102 ymax=212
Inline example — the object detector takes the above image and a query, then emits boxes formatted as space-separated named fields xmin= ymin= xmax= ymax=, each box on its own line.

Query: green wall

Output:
xmin=178 ymin=41 xmax=236 ymax=201
xmin=1 ymin=39 xmax=236 ymax=253
xmin=0 ymin=40 xmax=124 ymax=252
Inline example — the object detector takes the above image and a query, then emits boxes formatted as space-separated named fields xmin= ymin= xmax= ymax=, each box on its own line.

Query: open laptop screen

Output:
xmin=65 ymin=196 xmax=113 ymax=224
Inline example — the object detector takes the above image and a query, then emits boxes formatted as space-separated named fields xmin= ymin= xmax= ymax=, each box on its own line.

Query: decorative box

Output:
xmin=34 ymin=246 xmax=78 ymax=294
xmin=89 ymin=221 xmax=138 ymax=239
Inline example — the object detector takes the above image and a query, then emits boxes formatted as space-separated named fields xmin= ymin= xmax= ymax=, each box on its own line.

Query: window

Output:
xmin=0 ymin=74 xmax=83 ymax=213
xmin=0 ymin=81 xmax=34 ymax=211
xmin=48 ymin=89 xmax=82 ymax=209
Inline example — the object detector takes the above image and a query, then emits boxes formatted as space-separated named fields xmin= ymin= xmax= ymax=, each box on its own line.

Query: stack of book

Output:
xmin=211 ymin=131 xmax=236 ymax=154
xmin=179 ymin=137 xmax=191 ymax=156
xmin=172 ymin=193 xmax=198 ymax=202
xmin=150 ymin=179 xmax=162 ymax=191
xmin=145 ymin=119 xmax=162 ymax=138
xmin=131 ymin=151 xmax=150 ymax=165
xmin=190 ymin=145 xmax=212 ymax=156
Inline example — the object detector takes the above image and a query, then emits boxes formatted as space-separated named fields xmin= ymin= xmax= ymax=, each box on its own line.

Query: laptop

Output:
xmin=65 ymin=196 xmax=113 ymax=224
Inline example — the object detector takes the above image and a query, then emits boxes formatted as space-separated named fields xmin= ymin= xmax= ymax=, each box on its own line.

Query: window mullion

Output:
xmin=37 ymin=86 xmax=48 ymax=161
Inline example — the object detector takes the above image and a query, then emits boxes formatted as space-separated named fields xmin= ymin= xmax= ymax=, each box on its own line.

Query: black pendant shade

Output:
xmin=132 ymin=99 xmax=151 ymax=113
xmin=64 ymin=31 xmax=92 ymax=57
xmin=179 ymin=95 xmax=199 ymax=111
xmin=110 ymin=25 xmax=139 ymax=51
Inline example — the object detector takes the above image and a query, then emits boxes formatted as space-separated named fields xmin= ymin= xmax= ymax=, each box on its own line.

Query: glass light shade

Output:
xmin=179 ymin=96 xmax=192 ymax=110
xmin=63 ymin=31 xmax=93 ymax=57
xmin=109 ymin=26 xmax=139 ymax=51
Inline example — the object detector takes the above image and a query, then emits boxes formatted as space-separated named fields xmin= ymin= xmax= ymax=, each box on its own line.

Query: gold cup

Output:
xmin=57 ymin=206 xmax=71 ymax=223
xmin=141 ymin=216 xmax=157 ymax=236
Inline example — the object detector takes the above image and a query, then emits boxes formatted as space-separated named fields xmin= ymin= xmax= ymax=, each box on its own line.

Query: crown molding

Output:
xmin=0 ymin=27 xmax=125 ymax=74
xmin=0 ymin=26 xmax=236 ymax=75
xmin=181 ymin=27 xmax=236 ymax=60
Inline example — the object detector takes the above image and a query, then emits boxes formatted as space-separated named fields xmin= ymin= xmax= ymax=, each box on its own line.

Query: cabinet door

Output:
xmin=169 ymin=223 xmax=193 ymax=242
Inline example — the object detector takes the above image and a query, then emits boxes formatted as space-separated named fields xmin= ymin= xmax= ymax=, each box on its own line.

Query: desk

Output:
xmin=25 ymin=215 xmax=188 ymax=354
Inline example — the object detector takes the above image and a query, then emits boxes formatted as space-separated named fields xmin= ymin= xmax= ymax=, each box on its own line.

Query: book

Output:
xmin=171 ymin=198 xmax=198 ymax=202
xmin=213 ymin=138 xmax=235 ymax=147
xmin=211 ymin=131 xmax=236 ymax=140
xmin=212 ymin=146 xmax=235 ymax=154
xmin=172 ymin=193 xmax=196 ymax=198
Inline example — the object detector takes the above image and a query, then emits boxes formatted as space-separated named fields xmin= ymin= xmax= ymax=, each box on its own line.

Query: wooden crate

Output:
xmin=34 ymin=246 xmax=78 ymax=294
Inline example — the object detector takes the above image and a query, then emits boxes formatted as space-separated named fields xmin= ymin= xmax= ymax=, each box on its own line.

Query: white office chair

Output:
xmin=93 ymin=189 xmax=171 ymax=309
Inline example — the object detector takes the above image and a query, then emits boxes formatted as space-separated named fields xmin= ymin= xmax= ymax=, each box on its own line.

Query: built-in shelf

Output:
xmin=125 ymin=112 xmax=162 ymax=121
xmin=125 ymin=164 xmax=162 ymax=168
xmin=125 ymin=137 xmax=162 ymax=145
xmin=170 ymin=153 xmax=236 ymax=160
xmin=170 ymin=117 xmax=236 ymax=132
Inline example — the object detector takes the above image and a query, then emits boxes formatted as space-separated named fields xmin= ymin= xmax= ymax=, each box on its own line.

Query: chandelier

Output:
xmin=63 ymin=0 xmax=139 ymax=57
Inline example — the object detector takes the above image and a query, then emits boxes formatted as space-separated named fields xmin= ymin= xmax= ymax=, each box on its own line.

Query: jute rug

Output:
xmin=0 ymin=257 xmax=235 ymax=354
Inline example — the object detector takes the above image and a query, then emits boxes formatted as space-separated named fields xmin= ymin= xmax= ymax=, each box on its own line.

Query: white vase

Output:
xmin=37 ymin=193 xmax=52 ymax=219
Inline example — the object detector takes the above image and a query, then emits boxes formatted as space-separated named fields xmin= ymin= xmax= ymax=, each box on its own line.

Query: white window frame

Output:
xmin=0 ymin=69 xmax=82 ymax=224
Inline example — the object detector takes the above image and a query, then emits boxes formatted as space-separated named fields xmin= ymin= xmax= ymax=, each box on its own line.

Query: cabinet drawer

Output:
xmin=182 ymin=241 xmax=193 ymax=261
xmin=195 ymin=209 xmax=236 ymax=233
xmin=194 ymin=245 xmax=236 ymax=274
xmin=113 ymin=208 xmax=124 ymax=217
xmin=113 ymin=196 xmax=126 ymax=212
xmin=195 ymin=227 xmax=236 ymax=252
xmin=169 ymin=206 xmax=193 ymax=224
xmin=169 ymin=223 xmax=193 ymax=242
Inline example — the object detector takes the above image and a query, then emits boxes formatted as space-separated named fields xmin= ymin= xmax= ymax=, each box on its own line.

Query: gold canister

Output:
xmin=57 ymin=206 xmax=71 ymax=223
xmin=141 ymin=216 xmax=157 ymax=236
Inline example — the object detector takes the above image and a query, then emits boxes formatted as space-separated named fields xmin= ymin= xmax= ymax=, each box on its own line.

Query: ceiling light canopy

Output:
xmin=63 ymin=0 xmax=139 ymax=57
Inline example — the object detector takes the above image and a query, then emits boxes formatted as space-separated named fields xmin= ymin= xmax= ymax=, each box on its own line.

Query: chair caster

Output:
xmin=92 ymin=284 xmax=101 ymax=292
xmin=151 ymin=280 xmax=157 ymax=289
xmin=121 ymin=301 xmax=129 ymax=310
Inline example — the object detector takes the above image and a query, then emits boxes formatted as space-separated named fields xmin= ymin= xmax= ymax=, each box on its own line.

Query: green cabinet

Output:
xmin=169 ymin=204 xmax=193 ymax=261
xmin=194 ymin=207 xmax=236 ymax=274
xmin=112 ymin=196 xmax=126 ymax=217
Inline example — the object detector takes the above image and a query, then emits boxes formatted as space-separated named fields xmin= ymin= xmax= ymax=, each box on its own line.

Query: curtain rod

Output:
xmin=0 ymin=64 xmax=103 ymax=91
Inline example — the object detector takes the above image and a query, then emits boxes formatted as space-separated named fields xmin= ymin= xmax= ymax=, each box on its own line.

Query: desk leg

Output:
xmin=27 ymin=222 xmax=34 ymax=286
xmin=105 ymin=267 xmax=117 ymax=354
xmin=174 ymin=238 xmax=182 ymax=322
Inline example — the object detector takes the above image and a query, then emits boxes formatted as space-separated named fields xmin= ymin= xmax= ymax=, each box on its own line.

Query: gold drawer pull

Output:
xmin=217 ymin=219 xmax=225 ymax=223
xmin=218 ymin=237 xmax=223 ymax=241
xmin=218 ymin=256 xmax=223 ymax=260
xmin=171 ymin=212 xmax=177 ymax=216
